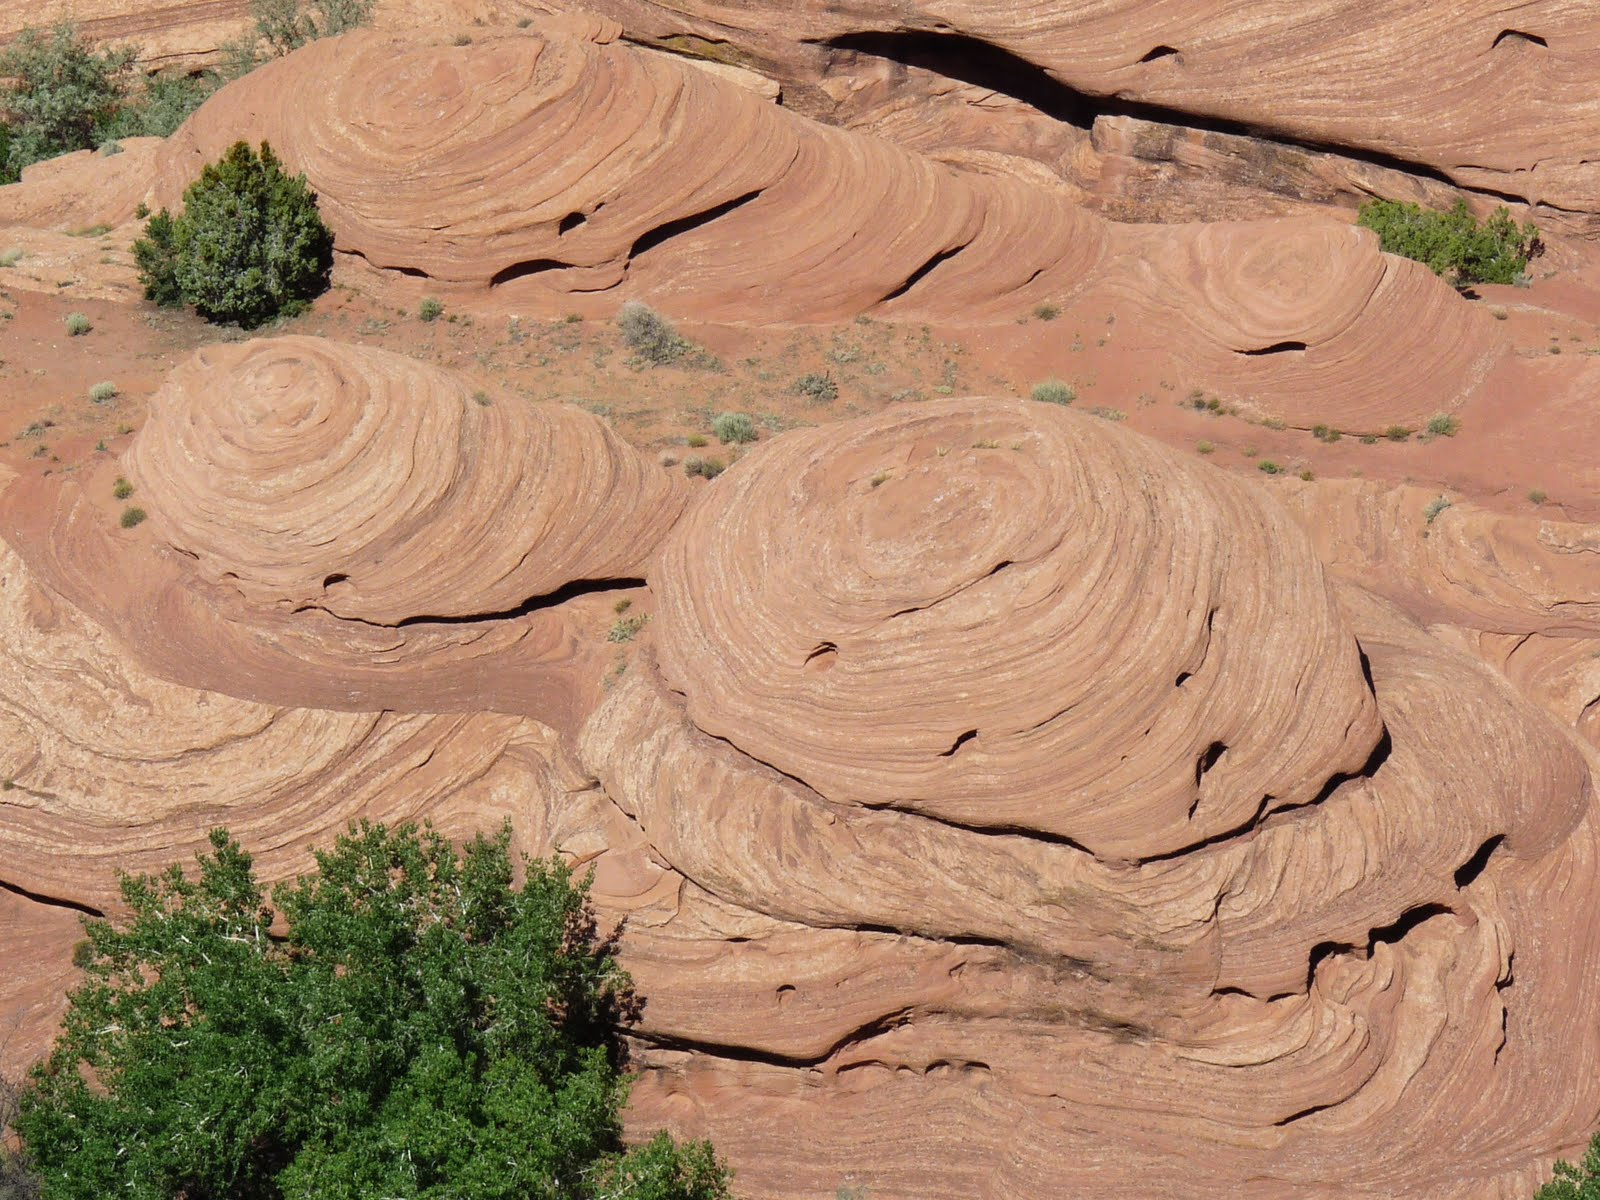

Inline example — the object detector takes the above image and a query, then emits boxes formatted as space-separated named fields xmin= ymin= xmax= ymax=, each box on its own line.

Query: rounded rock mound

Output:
xmin=154 ymin=26 xmax=1105 ymax=322
xmin=652 ymin=397 xmax=1383 ymax=860
xmin=125 ymin=336 xmax=684 ymax=624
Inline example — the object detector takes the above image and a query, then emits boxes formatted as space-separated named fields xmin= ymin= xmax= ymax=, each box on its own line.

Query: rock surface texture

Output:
xmin=3 ymin=9 xmax=1600 ymax=1200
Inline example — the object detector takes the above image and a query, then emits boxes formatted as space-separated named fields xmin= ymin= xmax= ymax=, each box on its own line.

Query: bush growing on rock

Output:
xmin=13 ymin=823 xmax=732 ymax=1200
xmin=0 ymin=25 xmax=133 ymax=183
xmin=1537 ymin=1133 xmax=1600 ymax=1198
xmin=1357 ymin=198 xmax=1538 ymax=287
xmin=134 ymin=141 xmax=334 ymax=328
xmin=0 ymin=25 xmax=222 ymax=183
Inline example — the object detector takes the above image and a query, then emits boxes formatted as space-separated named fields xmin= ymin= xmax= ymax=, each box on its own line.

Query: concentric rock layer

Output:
xmin=652 ymin=397 xmax=1381 ymax=859
xmin=125 ymin=336 xmax=684 ymax=624
xmin=154 ymin=26 xmax=1107 ymax=321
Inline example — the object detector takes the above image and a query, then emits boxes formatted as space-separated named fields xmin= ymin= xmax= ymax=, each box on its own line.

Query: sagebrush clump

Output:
xmin=1357 ymin=198 xmax=1539 ymax=287
xmin=713 ymin=412 xmax=757 ymax=445
xmin=618 ymin=301 xmax=689 ymax=365
xmin=134 ymin=141 xmax=334 ymax=328
xmin=1031 ymin=379 xmax=1075 ymax=405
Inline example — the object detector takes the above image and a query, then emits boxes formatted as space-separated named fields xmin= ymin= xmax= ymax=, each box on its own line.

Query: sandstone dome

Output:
xmin=125 ymin=336 xmax=685 ymax=624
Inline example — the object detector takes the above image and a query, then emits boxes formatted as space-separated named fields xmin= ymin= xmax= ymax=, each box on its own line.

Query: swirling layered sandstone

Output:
xmin=579 ymin=398 xmax=1600 ymax=1198
xmin=153 ymin=26 xmax=1106 ymax=321
xmin=649 ymin=397 xmax=1380 ymax=859
xmin=580 ymin=0 xmax=1600 ymax=221
xmin=0 ymin=537 xmax=568 ymax=914
xmin=125 ymin=336 xmax=683 ymax=625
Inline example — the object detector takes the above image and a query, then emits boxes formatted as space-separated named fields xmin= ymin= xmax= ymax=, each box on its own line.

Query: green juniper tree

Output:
xmin=1538 ymin=1135 xmax=1600 ymax=1200
xmin=14 ymin=823 xmax=731 ymax=1200
xmin=134 ymin=140 xmax=334 ymax=327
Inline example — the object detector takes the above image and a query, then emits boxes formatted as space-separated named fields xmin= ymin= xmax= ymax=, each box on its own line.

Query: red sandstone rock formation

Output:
xmin=3 ymin=10 xmax=1600 ymax=1199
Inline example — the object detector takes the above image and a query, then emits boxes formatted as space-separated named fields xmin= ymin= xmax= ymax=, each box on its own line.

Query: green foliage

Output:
xmin=133 ymin=141 xmax=333 ymax=327
xmin=100 ymin=71 xmax=220 ymax=140
xmin=1423 ymin=495 xmax=1451 ymax=524
xmin=118 ymin=506 xmax=146 ymax=528
xmin=1425 ymin=413 xmax=1460 ymax=437
xmin=1537 ymin=1134 xmax=1600 ymax=1199
xmin=111 ymin=476 xmax=133 ymax=499
xmin=418 ymin=296 xmax=443 ymax=322
xmin=712 ymin=412 xmax=756 ymax=445
xmin=1030 ymin=379 xmax=1075 ymax=405
xmin=619 ymin=302 xmax=689 ymax=366
xmin=0 ymin=1073 xmax=42 ymax=1200
xmin=88 ymin=381 xmax=117 ymax=403
xmin=793 ymin=372 xmax=838 ymax=404
xmin=131 ymin=208 xmax=182 ymax=306
xmin=607 ymin=613 xmax=648 ymax=643
xmin=1357 ymin=198 xmax=1539 ymax=287
xmin=250 ymin=0 xmax=375 ymax=57
xmin=63 ymin=312 xmax=90 ymax=335
xmin=0 ymin=24 xmax=135 ymax=183
xmin=15 ymin=823 xmax=731 ymax=1200
xmin=683 ymin=456 xmax=725 ymax=480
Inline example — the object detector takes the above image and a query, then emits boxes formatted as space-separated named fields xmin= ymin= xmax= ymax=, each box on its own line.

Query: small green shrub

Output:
xmin=1529 ymin=489 xmax=1548 ymax=505
xmin=1312 ymin=424 xmax=1342 ymax=443
xmin=685 ymin=433 xmax=708 ymax=449
xmin=88 ymin=381 xmax=117 ymax=403
xmin=793 ymin=371 xmax=839 ymax=404
xmin=684 ymin=456 xmax=725 ymax=480
xmin=1257 ymin=460 xmax=1281 ymax=474
xmin=1425 ymin=413 xmax=1460 ymax=437
xmin=134 ymin=141 xmax=333 ymax=328
xmin=1423 ymin=496 xmax=1451 ymax=523
xmin=1195 ymin=440 xmax=1214 ymax=454
xmin=112 ymin=476 xmax=133 ymax=499
xmin=0 ymin=247 xmax=23 ymax=268
xmin=619 ymin=301 xmax=688 ymax=365
xmin=712 ymin=412 xmax=757 ymax=445
xmin=1384 ymin=425 xmax=1413 ymax=442
xmin=1357 ymin=198 xmax=1538 ymax=287
xmin=1032 ymin=302 xmax=1060 ymax=321
xmin=240 ymin=0 xmax=376 ymax=60
xmin=1030 ymin=379 xmax=1075 ymax=405
xmin=118 ymin=505 xmax=146 ymax=528
xmin=64 ymin=312 xmax=91 ymax=336
xmin=607 ymin=613 xmax=648 ymax=643
xmin=101 ymin=70 xmax=220 ymax=140
xmin=419 ymin=296 xmax=444 ymax=322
